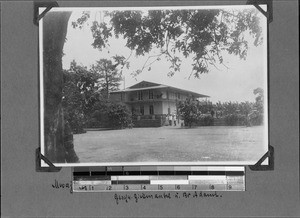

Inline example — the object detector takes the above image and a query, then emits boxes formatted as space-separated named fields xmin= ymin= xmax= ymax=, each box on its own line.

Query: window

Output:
xmin=149 ymin=90 xmax=153 ymax=99
xmin=168 ymin=107 xmax=171 ymax=115
xmin=140 ymin=105 xmax=144 ymax=115
xmin=177 ymin=93 xmax=180 ymax=99
xmin=149 ymin=105 xmax=154 ymax=115
xmin=138 ymin=91 xmax=143 ymax=100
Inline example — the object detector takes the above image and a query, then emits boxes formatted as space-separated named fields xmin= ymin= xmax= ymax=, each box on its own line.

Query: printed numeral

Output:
xmin=79 ymin=185 xmax=87 ymax=190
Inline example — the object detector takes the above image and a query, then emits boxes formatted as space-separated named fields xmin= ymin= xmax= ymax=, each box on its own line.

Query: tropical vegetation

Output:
xmin=178 ymin=89 xmax=264 ymax=127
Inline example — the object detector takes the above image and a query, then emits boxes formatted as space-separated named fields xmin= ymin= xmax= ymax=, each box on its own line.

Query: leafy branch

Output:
xmin=72 ymin=8 xmax=263 ymax=78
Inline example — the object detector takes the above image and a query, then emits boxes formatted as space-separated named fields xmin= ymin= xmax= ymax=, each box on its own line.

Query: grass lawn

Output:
xmin=73 ymin=125 xmax=267 ymax=164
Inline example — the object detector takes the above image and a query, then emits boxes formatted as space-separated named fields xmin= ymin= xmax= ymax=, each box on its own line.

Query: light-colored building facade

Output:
xmin=110 ymin=81 xmax=209 ymax=127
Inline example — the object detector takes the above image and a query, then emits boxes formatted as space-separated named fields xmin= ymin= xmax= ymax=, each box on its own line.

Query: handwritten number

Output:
xmin=158 ymin=185 xmax=163 ymax=190
xmin=176 ymin=185 xmax=180 ymax=190
xmin=124 ymin=185 xmax=129 ymax=190
xmin=107 ymin=185 xmax=112 ymax=190
xmin=192 ymin=185 xmax=197 ymax=190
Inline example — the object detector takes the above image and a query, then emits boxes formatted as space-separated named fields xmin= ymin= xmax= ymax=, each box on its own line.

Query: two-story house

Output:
xmin=110 ymin=81 xmax=209 ymax=127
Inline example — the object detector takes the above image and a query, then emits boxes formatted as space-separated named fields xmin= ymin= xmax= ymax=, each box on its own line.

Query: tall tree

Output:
xmin=43 ymin=11 xmax=73 ymax=163
xmin=91 ymin=58 xmax=122 ymax=99
xmin=62 ymin=60 xmax=101 ymax=133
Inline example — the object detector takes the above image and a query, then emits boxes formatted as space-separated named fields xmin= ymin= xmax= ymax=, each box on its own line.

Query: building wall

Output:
xmin=127 ymin=89 xmax=163 ymax=101
xmin=162 ymin=101 xmax=177 ymax=115
xmin=117 ymin=88 xmax=192 ymax=103
xmin=143 ymin=104 xmax=150 ymax=115
xmin=154 ymin=102 xmax=163 ymax=114
xmin=161 ymin=90 xmax=167 ymax=99
xmin=110 ymin=88 xmax=196 ymax=116
xmin=130 ymin=102 xmax=162 ymax=115
xmin=179 ymin=93 xmax=189 ymax=101
xmin=161 ymin=90 xmax=189 ymax=101
xmin=111 ymin=85 xmax=198 ymax=103
xmin=135 ymin=101 xmax=177 ymax=116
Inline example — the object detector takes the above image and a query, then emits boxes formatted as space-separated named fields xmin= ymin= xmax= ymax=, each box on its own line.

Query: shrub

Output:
xmin=86 ymin=109 xmax=110 ymax=128
xmin=225 ymin=114 xmax=236 ymax=126
xmin=107 ymin=104 xmax=132 ymax=129
xmin=224 ymin=114 xmax=246 ymax=126
xmin=198 ymin=114 xmax=214 ymax=126
xmin=84 ymin=102 xmax=133 ymax=129
xmin=85 ymin=117 xmax=103 ymax=128
xmin=237 ymin=114 xmax=247 ymax=125
xmin=249 ymin=111 xmax=263 ymax=125
xmin=178 ymin=98 xmax=200 ymax=127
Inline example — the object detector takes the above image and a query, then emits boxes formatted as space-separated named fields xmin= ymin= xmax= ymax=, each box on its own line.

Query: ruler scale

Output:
xmin=72 ymin=166 xmax=245 ymax=192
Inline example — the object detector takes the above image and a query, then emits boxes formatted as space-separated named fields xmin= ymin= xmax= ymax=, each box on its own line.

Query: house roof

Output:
xmin=111 ymin=81 xmax=209 ymax=98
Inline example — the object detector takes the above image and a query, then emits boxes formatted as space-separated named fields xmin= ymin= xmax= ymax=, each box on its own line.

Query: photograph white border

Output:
xmin=39 ymin=5 xmax=269 ymax=167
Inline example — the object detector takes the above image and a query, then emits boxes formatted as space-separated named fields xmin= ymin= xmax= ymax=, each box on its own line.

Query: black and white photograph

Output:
xmin=40 ymin=5 xmax=268 ymax=166
xmin=2 ymin=0 xmax=299 ymax=217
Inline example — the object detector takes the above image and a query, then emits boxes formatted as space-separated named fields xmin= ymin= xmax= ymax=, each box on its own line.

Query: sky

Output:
xmin=61 ymin=6 xmax=267 ymax=103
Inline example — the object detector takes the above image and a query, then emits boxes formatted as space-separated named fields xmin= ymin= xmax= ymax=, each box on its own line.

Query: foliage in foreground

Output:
xmin=72 ymin=8 xmax=263 ymax=78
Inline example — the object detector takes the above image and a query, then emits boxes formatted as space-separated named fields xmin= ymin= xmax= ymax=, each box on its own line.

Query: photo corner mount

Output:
xmin=33 ymin=1 xmax=59 ymax=26
xmin=247 ymin=0 xmax=273 ymax=23
xmin=249 ymin=145 xmax=274 ymax=171
xmin=36 ymin=148 xmax=62 ymax=172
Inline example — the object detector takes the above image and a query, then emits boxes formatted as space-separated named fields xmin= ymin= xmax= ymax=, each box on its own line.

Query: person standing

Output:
xmin=210 ymin=109 xmax=215 ymax=118
xmin=167 ymin=114 xmax=172 ymax=126
xmin=172 ymin=114 xmax=176 ymax=126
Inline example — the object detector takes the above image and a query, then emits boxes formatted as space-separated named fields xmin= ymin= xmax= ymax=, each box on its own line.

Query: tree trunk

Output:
xmin=43 ymin=11 xmax=72 ymax=163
